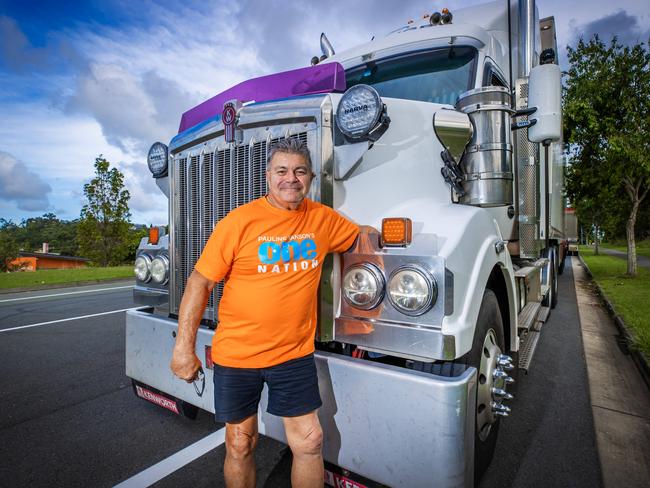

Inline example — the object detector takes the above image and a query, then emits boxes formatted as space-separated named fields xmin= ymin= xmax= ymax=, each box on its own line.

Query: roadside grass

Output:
xmin=580 ymin=246 xmax=650 ymax=359
xmin=600 ymin=238 xmax=650 ymax=259
xmin=0 ymin=266 xmax=133 ymax=290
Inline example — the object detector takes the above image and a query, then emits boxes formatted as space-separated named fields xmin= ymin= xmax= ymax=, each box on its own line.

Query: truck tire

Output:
xmin=420 ymin=290 xmax=514 ymax=482
xmin=542 ymin=247 xmax=558 ymax=310
xmin=558 ymin=245 xmax=566 ymax=275
xmin=466 ymin=289 xmax=508 ymax=482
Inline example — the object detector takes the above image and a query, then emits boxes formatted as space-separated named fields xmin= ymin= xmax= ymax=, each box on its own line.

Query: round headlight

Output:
xmin=342 ymin=264 xmax=385 ymax=310
xmin=150 ymin=255 xmax=169 ymax=285
xmin=147 ymin=142 xmax=168 ymax=178
xmin=336 ymin=85 xmax=384 ymax=140
xmin=134 ymin=254 xmax=152 ymax=282
xmin=388 ymin=266 xmax=437 ymax=316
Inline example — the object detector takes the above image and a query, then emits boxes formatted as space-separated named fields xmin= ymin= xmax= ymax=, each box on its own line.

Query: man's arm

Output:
xmin=170 ymin=270 xmax=216 ymax=382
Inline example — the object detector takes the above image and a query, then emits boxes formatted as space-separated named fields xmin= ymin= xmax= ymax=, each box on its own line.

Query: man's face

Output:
xmin=266 ymin=152 xmax=313 ymax=209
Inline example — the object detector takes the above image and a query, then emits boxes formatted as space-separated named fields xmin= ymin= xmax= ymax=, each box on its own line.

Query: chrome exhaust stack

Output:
xmin=518 ymin=0 xmax=537 ymax=78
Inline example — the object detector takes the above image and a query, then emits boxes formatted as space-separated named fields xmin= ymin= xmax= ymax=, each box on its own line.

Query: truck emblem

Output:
xmin=223 ymin=101 xmax=238 ymax=143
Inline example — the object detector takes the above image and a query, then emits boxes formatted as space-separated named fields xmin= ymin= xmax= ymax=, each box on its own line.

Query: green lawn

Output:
xmin=600 ymin=239 xmax=650 ymax=259
xmin=580 ymin=246 xmax=650 ymax=359
xmin=0 ymin=266 xmax=133 ymax=290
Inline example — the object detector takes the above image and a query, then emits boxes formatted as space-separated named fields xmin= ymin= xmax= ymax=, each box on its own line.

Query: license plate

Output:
xmin=324 ymin=469 xmax=368 ymax=488
xmin=134 ymin=384 xmax=180 ymax=415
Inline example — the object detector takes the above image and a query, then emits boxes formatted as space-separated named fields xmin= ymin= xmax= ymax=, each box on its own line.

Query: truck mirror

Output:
xmin=527 ymin=64 xmax=561 ymax=144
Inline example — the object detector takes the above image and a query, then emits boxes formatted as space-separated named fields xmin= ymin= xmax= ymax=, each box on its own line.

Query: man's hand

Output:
xmin=170 ymin=346 xmax=202 ymax=382
xmin=170 ymin=270 xmax=215 ymax=382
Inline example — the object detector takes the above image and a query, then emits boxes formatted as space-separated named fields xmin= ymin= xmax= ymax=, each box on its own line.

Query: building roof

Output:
xmin=18 ymin=252 xmax=91 ymax=262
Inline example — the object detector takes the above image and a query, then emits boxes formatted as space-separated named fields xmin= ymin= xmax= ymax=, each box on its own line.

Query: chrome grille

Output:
xmin=171 ymin=132 xmax=311 ymax=321
xmin=202 ymin=152 xmax=215 ymax=310
xmin=176 ymin=157 xmax=188 ymax=299
xmin=189 ymin=155 xmax=201 ymax=272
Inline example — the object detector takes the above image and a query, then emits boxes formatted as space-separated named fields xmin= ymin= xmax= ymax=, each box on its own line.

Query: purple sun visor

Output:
xmin=178 ymin=62 xmax=346 ymax=133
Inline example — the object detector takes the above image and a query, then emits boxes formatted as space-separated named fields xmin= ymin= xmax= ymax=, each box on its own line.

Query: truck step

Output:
xmin=537 ymin=305 xmax=550 ymax=323
xmin=518 ymin=301 xmax=541 ymax=332
xmin=514 ymin=266 xmax=536 ymax=278
xmin=518 ymin=323 xmax=543 ymax=373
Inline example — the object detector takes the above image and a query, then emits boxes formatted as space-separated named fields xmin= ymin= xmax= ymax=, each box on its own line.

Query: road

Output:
xmin=0 ymin=260 xmax=602 ymax=487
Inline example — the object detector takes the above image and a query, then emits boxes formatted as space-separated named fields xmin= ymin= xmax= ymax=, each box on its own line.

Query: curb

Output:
xmin=578 ymin=254 xmax=650 ymax=390
xmin=0 ymin=277 xmax=134 ymax=295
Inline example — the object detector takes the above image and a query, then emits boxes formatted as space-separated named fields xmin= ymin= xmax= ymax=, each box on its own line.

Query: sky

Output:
xmin=1 ymin=0 xmax=648 ymax=226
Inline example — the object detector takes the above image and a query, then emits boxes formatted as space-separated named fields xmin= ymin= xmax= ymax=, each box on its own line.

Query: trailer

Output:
xmin=565 ymin=207 xmax=579 ymax=255
xmin=127 ymin=1 xmax=566 ymax=486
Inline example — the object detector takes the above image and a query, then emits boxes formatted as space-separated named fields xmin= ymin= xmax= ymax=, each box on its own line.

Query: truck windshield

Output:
xmin=345 ymin=46 xmax=477 ymax=105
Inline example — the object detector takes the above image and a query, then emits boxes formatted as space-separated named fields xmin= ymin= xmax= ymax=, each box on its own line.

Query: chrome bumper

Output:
xmin=126 ymin=310 xmax=476 ymax=488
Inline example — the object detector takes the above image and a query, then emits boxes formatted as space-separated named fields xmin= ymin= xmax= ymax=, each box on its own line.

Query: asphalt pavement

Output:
xmin=480 ymin=256 xmax=602 ymax=487
xmin=0 ymin=283 xmax=286 ymax=488
xmin=0 ymin=262 xmax=630 ymax=487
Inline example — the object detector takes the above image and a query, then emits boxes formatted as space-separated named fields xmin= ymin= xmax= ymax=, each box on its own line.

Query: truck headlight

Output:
xmin=388 ymin=266 xmax=436 ymax=316
xmin=342 ymin=263 xmax=385 ymax=310
xmin=134 ymin=254 xmax=152 ymax=282
xmin=147 ymin=142 xmax=168 ymax=178
xmin=336 ymin=85 xmax=389 ymax=141
xmin=150 ymin=254 xmax=169 ymax=285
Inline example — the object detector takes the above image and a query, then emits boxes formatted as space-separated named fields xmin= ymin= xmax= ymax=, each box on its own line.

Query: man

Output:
xmin=170 ymin=138 xmax=359 ymax=488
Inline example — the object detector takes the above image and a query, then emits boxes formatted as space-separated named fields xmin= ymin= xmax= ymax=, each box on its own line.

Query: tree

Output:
xmin=124 ymin=225 xmax=148 ymax=262
xmin=13 ymin=213 xmax=80 ymax=255
xmin=564 ymin=36 xmax=650 ymax=276
xmin=78 ymin=156 xmax=131 ymax=266
xmin=0 ymin=219 xmax=20 ymax=272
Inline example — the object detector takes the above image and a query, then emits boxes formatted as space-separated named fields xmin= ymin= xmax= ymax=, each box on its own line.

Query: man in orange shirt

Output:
xmin=170 ymin=138 xmax=359 ymax=488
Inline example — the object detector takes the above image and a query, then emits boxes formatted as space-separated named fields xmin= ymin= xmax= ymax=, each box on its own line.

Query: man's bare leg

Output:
xmin=283 ymin=410 xmax=324 ymax=488
xmin=224 ymin=414 xmax=258 ymax=488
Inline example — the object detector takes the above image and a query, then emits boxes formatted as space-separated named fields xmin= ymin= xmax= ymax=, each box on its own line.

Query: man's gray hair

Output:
xmin=266 ymin=138 xmax=312 ymax=170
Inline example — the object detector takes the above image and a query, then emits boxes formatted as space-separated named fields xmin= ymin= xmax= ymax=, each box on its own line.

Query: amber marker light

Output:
xmin=381 ymin=218 xmax=412 ymax=247
xmin=441 ymin=7 xmax=453 ymax=24
xmin=148 ymin=226 xmax=160 ymax=245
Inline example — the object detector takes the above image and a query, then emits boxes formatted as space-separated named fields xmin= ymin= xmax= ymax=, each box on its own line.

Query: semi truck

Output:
xmin=126 ymin=1 xmax=567 ymax=486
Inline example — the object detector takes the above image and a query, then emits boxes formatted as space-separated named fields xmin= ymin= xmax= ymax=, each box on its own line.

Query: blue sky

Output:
xmin=1 ymin=0 xmax=648 ymax=225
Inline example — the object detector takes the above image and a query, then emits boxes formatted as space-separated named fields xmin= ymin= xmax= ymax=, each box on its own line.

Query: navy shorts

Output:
xmin=212 ymin=353 xmax=322 ymax=423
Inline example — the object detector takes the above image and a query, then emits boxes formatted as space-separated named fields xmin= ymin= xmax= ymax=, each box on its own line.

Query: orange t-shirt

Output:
xmin=194 ymin=197 xmax=359 ymax=368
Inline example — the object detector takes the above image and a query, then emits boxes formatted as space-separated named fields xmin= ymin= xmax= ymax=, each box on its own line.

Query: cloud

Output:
xmin=65 ymin=63 xmax=194 ymax=155
xmin=0 ymin=16 xmax=49 ymax=72
xmin=117 ymin=160 xmax=167 ymax=218
xmin=231 ymin=0 xmax=439 ymax=72
xmin=0 ymin=15 xmax=83 ymax=74
xmin=571 ymin=10 xmax=650 ymax=47
xmin=0 ymin=151 xmax=52 ymax=211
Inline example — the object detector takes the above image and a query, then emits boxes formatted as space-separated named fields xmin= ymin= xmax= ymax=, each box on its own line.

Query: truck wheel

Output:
xmin=558 ymin=245 xmax=566 ymax=275
xmin=542 ymin=247 xmax=558 ymax=310
xmin=466 ymin=289 xmax=513 ymax=482
xmin=426 ymin=290 xmax=514 ymax=481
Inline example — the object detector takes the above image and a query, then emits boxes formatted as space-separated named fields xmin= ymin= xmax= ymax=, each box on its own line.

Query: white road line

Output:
xmin=0 ymin=307 xmax=142 ymax=333
xmin=0 ymin=285 xmax=134 ymax=304
xmin=113 ymin=428 xmax=226 ymax=488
